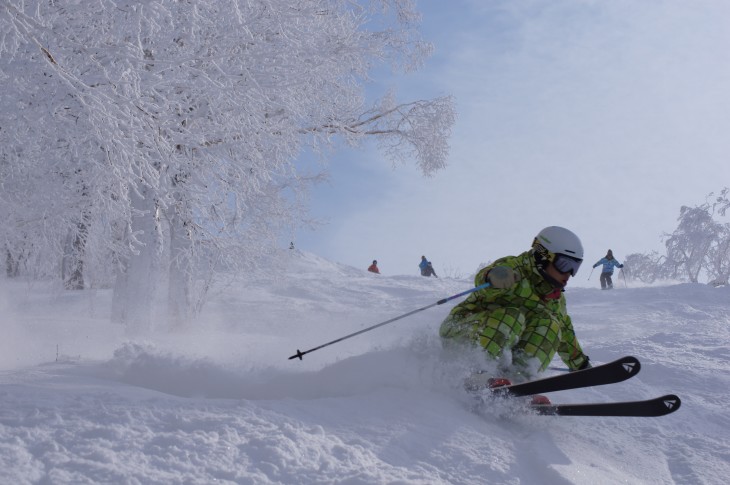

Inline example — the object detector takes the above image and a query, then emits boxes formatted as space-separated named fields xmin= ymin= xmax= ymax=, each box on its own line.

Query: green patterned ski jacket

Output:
xmin=439 ymin=250 xmax=589 ymax=373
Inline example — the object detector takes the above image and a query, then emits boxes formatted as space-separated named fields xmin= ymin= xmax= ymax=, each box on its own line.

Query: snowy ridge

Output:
xmin=1 ymin=250 xmax=729 ymax=484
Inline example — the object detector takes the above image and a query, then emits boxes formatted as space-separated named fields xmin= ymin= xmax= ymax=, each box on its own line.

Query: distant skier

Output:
xmin=592 ymin=250 xmax=623 ymax=290
xmin=424 ymin=262 xmax=438 ymax=278
xmin=439 ymin=226 xmax=591 ymax=381
xmin=419 ymin=256 xmax=438 ymax=278
xmin=368 ymin=260 xmax=380 ymax=274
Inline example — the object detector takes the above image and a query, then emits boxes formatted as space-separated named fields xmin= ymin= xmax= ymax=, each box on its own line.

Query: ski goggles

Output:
xmin=553 ymin=254 xmax=582 ymax=276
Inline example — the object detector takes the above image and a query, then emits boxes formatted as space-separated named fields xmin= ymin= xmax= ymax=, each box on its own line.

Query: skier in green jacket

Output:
xmin=439 ymin=226 xmax=591 ymax=378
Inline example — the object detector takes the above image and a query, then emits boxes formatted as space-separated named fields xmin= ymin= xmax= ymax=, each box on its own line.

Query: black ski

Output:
xmin=494 ymin=356 xmax=641 ymax=397
xmin=531 ymin=394 xmax=681 ymax=417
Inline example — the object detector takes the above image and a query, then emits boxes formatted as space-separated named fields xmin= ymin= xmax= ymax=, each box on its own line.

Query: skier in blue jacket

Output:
xmin=592 ymin=249 xmax=623 ymax=290
xmin=419 ymin=256 xmax=437 ymax=277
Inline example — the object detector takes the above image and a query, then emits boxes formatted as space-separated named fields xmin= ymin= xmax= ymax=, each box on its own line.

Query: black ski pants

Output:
xmin=600 ymin=272 xmax=613 ymax=289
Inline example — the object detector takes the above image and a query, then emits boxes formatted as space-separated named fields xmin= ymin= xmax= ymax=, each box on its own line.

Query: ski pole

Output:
xmin=288 ymin=282 xmax=491 ymax=361
xmin=588 ymin=267 xmax=594 ymax=280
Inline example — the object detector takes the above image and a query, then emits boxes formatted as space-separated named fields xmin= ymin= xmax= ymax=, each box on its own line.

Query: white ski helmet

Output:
xmin=534 ymin=226 xmax=584 ymax=260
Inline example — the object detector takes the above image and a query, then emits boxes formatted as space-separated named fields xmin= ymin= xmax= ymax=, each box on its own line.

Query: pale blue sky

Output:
xmin=294 ymin=0 xmax=730 ymax=284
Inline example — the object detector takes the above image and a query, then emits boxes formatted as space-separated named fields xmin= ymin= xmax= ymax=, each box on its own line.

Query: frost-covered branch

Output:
xmin=0 ymin=0 xmax=455 ymax=330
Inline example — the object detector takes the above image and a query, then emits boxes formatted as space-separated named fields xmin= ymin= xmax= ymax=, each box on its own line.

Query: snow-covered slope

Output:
xmin=1 ymin=249 xmax=728 ymax=484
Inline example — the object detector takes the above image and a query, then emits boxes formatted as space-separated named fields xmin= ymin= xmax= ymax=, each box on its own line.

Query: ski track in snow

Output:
xmin=1 ymin=250 xmax=729 ymax=484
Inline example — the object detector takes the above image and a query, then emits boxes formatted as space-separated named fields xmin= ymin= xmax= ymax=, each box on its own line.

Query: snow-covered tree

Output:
xmin=0 ymin=1 xmax=455 ymax=332
xmin=623 ymin=251 xmax=667 ymax=284
xmin=711 ymin=187 xmax=730 ymax=216
xmin=705 ymin=188 xmax=730 ymax=285
xmin=624 ymin=189 xmax=730 ymax=285
xmin=663 ymin=205 xmax=724 ymax=283
xmin=704 ymin=224 xmax=730 ymax=286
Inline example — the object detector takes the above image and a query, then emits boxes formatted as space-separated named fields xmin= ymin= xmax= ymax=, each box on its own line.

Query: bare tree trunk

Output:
xmin=5 ymin=246 xmax=20 ymax=278
xmin=111 ymin=235 xmax=130 ymax=326
xmin=166 ymin=201 xmax=193 ymax=329
xmin=111 ymin=187 xmax=162 ymax=334
xmin=61 ymin=218 xmax=88 ymax=290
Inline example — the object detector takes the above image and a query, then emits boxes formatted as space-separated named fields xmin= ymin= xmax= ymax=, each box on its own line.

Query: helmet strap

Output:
xmin=531 ymin=244 xmax=565 ymax=289
xmin=531 ymin=241 xmax=552 ymax=268
xmin=538 ymin=266 xmax=564 ymax=289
